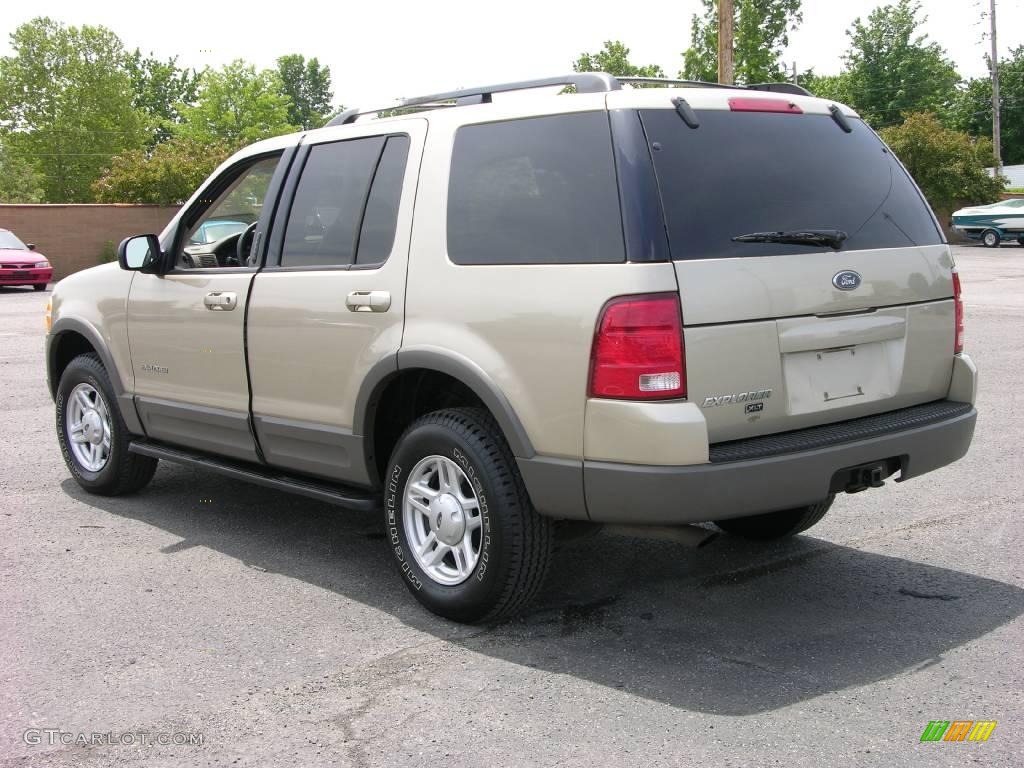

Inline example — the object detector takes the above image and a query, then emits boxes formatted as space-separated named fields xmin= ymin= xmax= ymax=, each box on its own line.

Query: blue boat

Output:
xmin=951 ymin=199 xmax=1024 ymax=247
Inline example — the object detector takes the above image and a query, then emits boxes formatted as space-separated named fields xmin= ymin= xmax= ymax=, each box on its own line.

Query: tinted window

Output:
xmin=283 ymin=137 xmax=385 ymax=267
xmin=640 ymin=109 xmax=942 ymax=260
xmin=447 ymin=112 xmax=624 ymax=265
xmin=356 ymin=136 xmax=410 ymax=265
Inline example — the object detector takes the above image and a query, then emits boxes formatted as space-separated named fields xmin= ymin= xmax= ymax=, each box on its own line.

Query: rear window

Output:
xmin=639 ymin=109 xmax=942 ymax=260
xmin=447 ymin=112 xmax=624 ymax=265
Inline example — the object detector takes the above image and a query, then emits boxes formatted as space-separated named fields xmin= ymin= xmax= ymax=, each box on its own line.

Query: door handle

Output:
xmin=346 ymin=290 xmax=391 ymax=312
xmin=204 ymin=292 xmax=237 ymax=311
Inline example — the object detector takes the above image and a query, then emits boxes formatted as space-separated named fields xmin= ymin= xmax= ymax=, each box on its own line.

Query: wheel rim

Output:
xmin=984 ymin=232 xmax=997 ymax=246
xmin=403 ymin=454 xmax=483 ymax=586
xmin=66 ymin=383 xmax=112 ymax=472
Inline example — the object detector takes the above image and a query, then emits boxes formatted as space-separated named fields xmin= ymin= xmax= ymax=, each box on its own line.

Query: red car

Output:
xmin=0 ymin=228 xmax=52 ymax=290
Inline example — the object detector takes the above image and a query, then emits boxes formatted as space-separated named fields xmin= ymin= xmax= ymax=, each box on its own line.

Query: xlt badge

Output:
xmin=702 ymin=389 xmax=772 ymax=408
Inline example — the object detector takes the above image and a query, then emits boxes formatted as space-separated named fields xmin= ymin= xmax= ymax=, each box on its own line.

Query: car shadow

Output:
xmin=61 ymin=464 xmax=1024 ymax=716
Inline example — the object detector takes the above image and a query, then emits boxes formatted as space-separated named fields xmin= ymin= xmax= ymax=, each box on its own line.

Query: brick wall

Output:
xmin=0 ymin=204 xmax=180 ymax=281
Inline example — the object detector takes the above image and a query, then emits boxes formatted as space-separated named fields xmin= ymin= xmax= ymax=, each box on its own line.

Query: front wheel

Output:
xmin=56 ymin=353 xmax=157 ymax=495
xmin=981 ymin=229 xmax=1000 ymax=248
xmin=714 ymin=496 xmax=835 ymax=540
xmin=383 ymin=408 xmax=553 ymax=623
xmin=33 ymin=283 xmax=47 ymax=291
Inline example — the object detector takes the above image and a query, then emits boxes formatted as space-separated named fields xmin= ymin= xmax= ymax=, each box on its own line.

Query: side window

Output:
xmin=447 ymin=112 xmax=624 ymax=265
xmin=180 ymin=155 xmax=280 ymax=268
xmin=281 ymin=134 xmax=408 ymax=269
xmin=356 ymin=136 xmax=410 ymax=265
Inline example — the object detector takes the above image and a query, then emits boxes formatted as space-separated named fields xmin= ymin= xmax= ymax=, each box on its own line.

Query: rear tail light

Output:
xmin=953 ymin=269 xmax=965 ymax=354
xmin=588 ymin=293 xmax=686 ymax=400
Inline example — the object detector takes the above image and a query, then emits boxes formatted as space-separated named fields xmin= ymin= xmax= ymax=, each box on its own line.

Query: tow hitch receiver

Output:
xmin=831 ymin=458 xmax=902 ymax=494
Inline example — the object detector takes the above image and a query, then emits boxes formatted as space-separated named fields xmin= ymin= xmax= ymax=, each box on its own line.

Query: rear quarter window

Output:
xmin=447 ymin=112 xmax=625 ymax=265
xmin=639 ymin=109 xmax=942 ymax=260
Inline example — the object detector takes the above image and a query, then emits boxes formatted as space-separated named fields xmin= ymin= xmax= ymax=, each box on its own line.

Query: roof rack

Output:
xmin=326 ymin=73 xmax=621 ymax=126
xmin=325 ymin=73 xmax=813 ymax=126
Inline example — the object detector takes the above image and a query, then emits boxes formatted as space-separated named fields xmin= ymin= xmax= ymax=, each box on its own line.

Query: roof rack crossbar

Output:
xmin=616 ymin=76 xmax=746 ymax=91
xmin=326 ymin=73 xmax=621 ymax=126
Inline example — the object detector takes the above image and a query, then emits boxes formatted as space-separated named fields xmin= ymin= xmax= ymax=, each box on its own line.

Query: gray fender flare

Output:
xmin=353 ymin=346 xmax=537 ymax=460
xmin=47 ymin=317 xmax=144 ymax=435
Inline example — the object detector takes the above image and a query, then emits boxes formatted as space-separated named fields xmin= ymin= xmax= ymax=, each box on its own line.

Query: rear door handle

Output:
xmin=204 ymin=292 xmax=237 ymax=311
xmin=346 ymin=290 xmax=391 ymax=312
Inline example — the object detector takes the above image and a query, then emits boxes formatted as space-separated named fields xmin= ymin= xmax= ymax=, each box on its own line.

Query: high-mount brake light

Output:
xmin=728 ymin=97 xmax=803 ymax=114
xmin=588 ymin=294 xmax=686 ymax=400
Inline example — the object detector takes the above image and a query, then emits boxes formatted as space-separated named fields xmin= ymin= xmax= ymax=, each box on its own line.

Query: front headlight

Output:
xmin=35 ymin=261 xmax=50 ymax=268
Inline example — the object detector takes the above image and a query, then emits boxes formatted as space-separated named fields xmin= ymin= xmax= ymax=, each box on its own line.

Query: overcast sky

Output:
xmin=2 ymin=0 xmax=1020 ymax=109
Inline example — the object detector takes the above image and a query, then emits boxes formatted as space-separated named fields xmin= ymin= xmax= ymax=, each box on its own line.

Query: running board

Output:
xmin=129 ymin=440 xmax=380 ymax=512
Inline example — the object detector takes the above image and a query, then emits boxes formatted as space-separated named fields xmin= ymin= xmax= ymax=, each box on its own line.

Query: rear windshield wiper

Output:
xmin=731 ymin=229 xmax=848 ymax=250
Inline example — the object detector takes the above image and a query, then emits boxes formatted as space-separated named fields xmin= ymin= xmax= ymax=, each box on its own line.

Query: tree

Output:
xmin=841 ymin=0 xmax=960 ymax=127
xmin=0 ymin=142 xmax=45 ymax=202
xmin=124 ymin=49 xmax=200 ymax=145
xmin=947 ymin=46 xmax=1024 ymax=166
xmin=681 ymin=0 xmax=802 ymax=84
xmin=801 ymin=72 xmax=853 ymax=103
xmin=0 ymin=18 xmax=149 ymax=202
xmin=92 ymin=137 xmax=231 ymax=204
xmin=276 ymin=54 xmax=334 ymax=130
xmin=176 ymin=61 xmax=296 ymax=148
xmin=879 ymin=112 xmax=1003 ymax=214
xmin=573 ymin=40 xmax=665 ymax=80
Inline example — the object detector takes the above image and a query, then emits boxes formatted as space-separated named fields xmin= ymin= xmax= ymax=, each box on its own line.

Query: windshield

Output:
xmin=640 ymin=110 xmax=942 ymax=259
xmin=0 ymin=230 xmax=28 ymax=250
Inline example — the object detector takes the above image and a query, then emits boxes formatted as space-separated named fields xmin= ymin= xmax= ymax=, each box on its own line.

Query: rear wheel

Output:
xmin=56 ymin=353 xmax=157 ymax=495
xmin=383 ymin=407 xmax=553 ymax=623
xmin=981 ymin=229 xmax=1000 ymax=248
xmin=33 ymin=283 xmax=47 ymax=291
xmin=714 ymin=496 xmax=835 ymax=540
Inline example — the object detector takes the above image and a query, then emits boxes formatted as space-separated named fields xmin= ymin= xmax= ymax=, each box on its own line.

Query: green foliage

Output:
xmin=801 ymin=72 xmax=853 ymax=103
xmin=124 ymin=49 xmax=199 ymax=145
xmin=573 ymin=40 xmax=665 ymax=80
xmin=841 ymin=0 xmax=960 ymax=127
xmin=0 ymin=142 xmax=45 ymax=202
xmin=681 ymin=0 xmax=802 ymax=84
xmin=98 ymin=240 xmax=116 ymax=264
xmin=879 ymin=112 xmax=1004 ymax=213
xmin=947 ymin=46 xmax=1024 ymax=166
xmin=0 ymin=17 xmax=149 ymax=202
xmin=276 ymin=54 xmax=334 ymax=130
xmin=92 ymin=137 xmax=231 ymax=204
xmin=176 ymin=60 xmax=297 ymax=148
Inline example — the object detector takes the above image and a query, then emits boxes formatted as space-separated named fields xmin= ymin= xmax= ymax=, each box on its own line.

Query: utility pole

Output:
xmin=718 ymin=0 xmax=735 ymax=85
xmin=990 ymin=0 xmax=1002 ymax=175
xmin=792 ymin=60 xmax=798 ymax=85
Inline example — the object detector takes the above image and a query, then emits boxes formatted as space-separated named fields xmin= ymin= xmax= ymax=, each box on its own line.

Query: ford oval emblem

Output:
xmin=832 ymin=270 xmax=862 ymax=291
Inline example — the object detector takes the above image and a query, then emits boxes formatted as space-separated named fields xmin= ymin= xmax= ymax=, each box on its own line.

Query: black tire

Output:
xmin=714 ymin=496 xmax=835 ymax=540
xmin=56 ymin=353 xmax=157 ymax=495
xmin=383 ymin=407 xmax=553 ymax=623
xmin=981 ymin=229 xmax=1000 ymax=248
xmin=33 ymin=283 xmax=47 ymax=291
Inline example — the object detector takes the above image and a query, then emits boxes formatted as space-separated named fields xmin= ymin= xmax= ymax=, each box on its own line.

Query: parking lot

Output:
xmin=1 ymin=243 xmax=1021 ymax=767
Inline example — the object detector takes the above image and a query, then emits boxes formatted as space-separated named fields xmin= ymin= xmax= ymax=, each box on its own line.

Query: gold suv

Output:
xmin=46 ymin=74 xmax=978 ymax=622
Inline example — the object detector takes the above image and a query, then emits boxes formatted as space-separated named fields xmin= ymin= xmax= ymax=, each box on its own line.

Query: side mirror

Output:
xmin=26 ymin=243 xmax=36 ymax=251
xmin=117 ymin=234 xmax=162 ymax=272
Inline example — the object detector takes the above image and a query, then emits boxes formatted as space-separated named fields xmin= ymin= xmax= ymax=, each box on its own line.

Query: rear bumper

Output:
xmin=584 ymin=400 xmax=976 ymax=524
xmin=0 ymin=267 xmax=51 ymax=285
xmin=519 ymin=399 xmax=976 ymax=524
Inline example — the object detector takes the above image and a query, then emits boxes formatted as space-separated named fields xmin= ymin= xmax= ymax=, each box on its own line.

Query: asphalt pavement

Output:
xmin=1 ymin=244 xmax=1021 ymax=767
